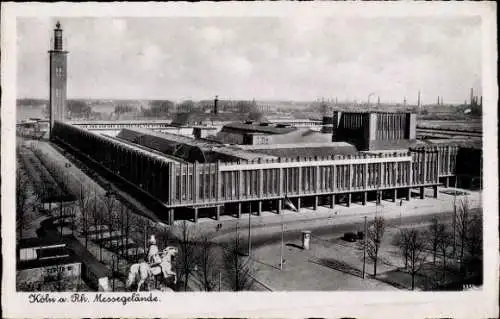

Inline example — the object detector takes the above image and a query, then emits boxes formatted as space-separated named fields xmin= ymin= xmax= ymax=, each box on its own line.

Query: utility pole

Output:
xmin=236 ymin=221 xmax=240 ymax=254
xmin=248 ymin=206 xmax=252 ymax=256
xmin=452 ymin=177 xmax=457 ymax=257
xmin=219 ymin=271 xmax=222 ymax=292
xmin=362 ymin=216 xmax=367 ymax=279
xmin=280 ymin=219 xmax=285 ymax=270
xmin=144 ymin=223 xmax=147 ymax=253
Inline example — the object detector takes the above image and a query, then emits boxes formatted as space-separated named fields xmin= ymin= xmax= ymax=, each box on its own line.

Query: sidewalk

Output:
xmin=203 ymin=187 xmax=481 ymax=240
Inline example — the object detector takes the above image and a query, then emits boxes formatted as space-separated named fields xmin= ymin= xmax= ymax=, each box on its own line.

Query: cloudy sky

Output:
xmin=17 ymin=16 xmax=482 ymax=103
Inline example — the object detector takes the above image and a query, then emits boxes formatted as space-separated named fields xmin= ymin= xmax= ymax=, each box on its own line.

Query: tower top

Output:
xmin=52 ymin=21 xmax=64 ymax=51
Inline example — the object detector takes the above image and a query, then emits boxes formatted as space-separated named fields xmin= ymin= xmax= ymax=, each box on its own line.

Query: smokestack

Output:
xmin=480 ymin=96 xmax=483 ymax=107
xmin=403 ymin=97 xmax=407 ymax=107
xmin=437 ymin=96 xmax=440 ymax=106
xmin=440 ymin=96 xmax=443 ymax=106
xmin=470 ymin=88 xmax=474 ymax=106
xmin=417 ymin=91 xmax=421 ymax=108
xmin=214 ymin=95 xmax=219 ymax=114
xmin=377 ymin=96 xmax=380 ymax=106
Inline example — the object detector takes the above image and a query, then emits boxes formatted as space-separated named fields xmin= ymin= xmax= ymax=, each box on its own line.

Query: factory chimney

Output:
xmin=214 ymin=95 xmax=219 ymax=115
xmin=470 ymin=88 xmax=474 ymax=106
xmin=417 ymin=91 xmax=421 ymax=109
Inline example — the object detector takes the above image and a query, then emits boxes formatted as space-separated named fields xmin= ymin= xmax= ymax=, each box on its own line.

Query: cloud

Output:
xmin=16 ymin=17 xmax=482 ymax=102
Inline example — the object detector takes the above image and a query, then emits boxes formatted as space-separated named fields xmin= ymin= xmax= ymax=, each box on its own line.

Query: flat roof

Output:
xmin=18 ymin=237 xmax=67 ymax=249
xmin=336 ymin=110 xmax=415 ymax=115
xmin=239 ymin=142 xmax=358 ymax=158
xmin=107 ymin=135 xmax=187 ymax=163
xmin=222 ymin=122 xmax=297 ymax=135
xmin=17 ymin=254 xmax=81 ymax=270
xmin=422 ymin=138 xmax=482 ymax=150
xmin=118 ymin=127 xmax=276 ymax=162
xmin=238 ymin=141 xmax=354 ymax=150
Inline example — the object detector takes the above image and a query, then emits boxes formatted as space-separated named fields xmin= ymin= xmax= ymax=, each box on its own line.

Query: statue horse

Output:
xmin=126 ymin=246 xmax=178 ymax=292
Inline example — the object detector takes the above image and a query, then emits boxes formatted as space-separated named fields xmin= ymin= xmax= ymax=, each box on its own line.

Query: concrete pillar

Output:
xmin=347 ymin=193 xmax=351 ymax=207
xmin=257 ymin=201 xmax=262 ymax=216
xmin=277 ymin=199 xmax=282 ymax=214
xmin=297 ymin=198 xmax=301 ymax=210
xmin=376 ymin=191 xmax=381 ymax=205
xmin=216 ymin=206 xmax=220 ymax=221
xmin=330 ymin=194 xmax=335 ymax=208
xmin=313 ymin=196 xmax=318 ymax=210
xmin=433 ymin=185 xmax=438 ymax=198
xmin=362 ymin=192 xmax=367 ymax=205
xmin=168 ymin=209 xmax=174 ymax=225
xmin=194 ymin=207 xmax=198 ymax=223
xmin=237 ymin=202 xmax=242 ymax=218
xmin=406 ymin=188 xmax=411 ymax=201
xmin=393 ymin=189 xmax=397 ymax=202
xmin=444 ymin=176 xmax=449 ymax=188
xmin=419 ymin=186 xmax=424 ymax=199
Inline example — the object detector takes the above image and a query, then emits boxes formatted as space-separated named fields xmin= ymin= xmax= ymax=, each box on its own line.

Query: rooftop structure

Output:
xmin=332 ymin=110 xmax=417 ymax=151
xmin=171 ymin=111 xmax=267 ymax=127
xmin=116 ymin=127 xmax=276 ymax=163
xmin=216 ymin=121 xmax=332 ymax=145
xmin=237 ymin=142 xmax=358 ymax=158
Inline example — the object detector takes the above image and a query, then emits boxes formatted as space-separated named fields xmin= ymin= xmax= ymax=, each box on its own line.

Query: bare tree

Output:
xmin=102 ymin=193 xmax=117 ymax=257
xmin=393 ymin=228 xmax=411 ymax=270
xmin=90 ymin=191 xmax=104 ymax=262
xmin=123 ymin=206 xmax=132 ymax=260
xmin=64 ymin=205 xmax=76 ymax=235
xmin=407 ymin=228 xmax=428 ymax=290
xmin=196 ymin=235 xmax=220 ymax=291
xmin=77 ymin=185 xmax=92 ymax=247
xmin=465 ymin=214 xmax=482 ymax=259
xmin=16 ymin=169 xmax=30 ymax=239
xmin=173 ymin=220 xmax=199 ymax=291
xmin=428 ymin=217 xmax=446 ymax=264
xmin=360 ymin=217 xmax=385 ymax=277
xmin=437 ymin=228 xmax=453 ymax=271
xmin=456 ymin=197 xmax=471 ymax=261
xmin=223 ymin=233 xmax=255 ymax=291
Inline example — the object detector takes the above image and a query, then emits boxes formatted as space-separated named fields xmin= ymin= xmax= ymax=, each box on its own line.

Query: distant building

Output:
xmin=17 ymin=237 xmax=81 ymax=291
xmin=332 ymin=111 xmax=417 ymax=151
xmin=171 ymin=111 xmax=267 ymax=127
xmin=215 ymin=121 xmax=331 ymax=145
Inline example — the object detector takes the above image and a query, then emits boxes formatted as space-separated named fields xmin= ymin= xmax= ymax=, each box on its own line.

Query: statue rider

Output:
xmin=146 ymin=235 xmax=162 ymax=268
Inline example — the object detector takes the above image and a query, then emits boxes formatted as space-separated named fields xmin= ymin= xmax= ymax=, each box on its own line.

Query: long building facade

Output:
xmin=52 ymin=121 xmax=446 ymax=224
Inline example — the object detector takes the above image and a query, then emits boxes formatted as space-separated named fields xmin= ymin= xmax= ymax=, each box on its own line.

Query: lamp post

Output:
xmin=248 ymin=204 xmax=252 ymax=257
xmin=111 ymin=255 xmax=117 ymax=291
xmin=280 ymin=216 xmax=285 ymax=270
xmin=362 ymin=216 xmax=367 ymax=279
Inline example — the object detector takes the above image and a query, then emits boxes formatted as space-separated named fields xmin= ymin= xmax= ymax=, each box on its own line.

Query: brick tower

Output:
xmin=48 ymin=21 xmax=68 ymax=138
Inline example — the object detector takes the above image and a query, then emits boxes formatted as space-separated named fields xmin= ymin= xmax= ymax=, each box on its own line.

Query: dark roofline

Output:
xmin=222 ymin=122 xmax=297 ymax=135
xmin=333 ymin=109 xmax=416 ymax=115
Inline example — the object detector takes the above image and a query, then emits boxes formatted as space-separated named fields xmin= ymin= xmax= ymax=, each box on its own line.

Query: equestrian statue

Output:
xmin=126 ymin=235 xmax=178 ymax=291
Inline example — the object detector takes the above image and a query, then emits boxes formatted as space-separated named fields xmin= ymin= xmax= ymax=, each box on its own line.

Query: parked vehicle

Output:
xmin=343 ymin=232 xmax=357 ymax=242
xmin=357 ymin=231 xmax=365 ymax=240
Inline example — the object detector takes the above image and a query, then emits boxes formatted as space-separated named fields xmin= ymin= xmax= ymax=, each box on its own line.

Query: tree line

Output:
xmin=358 ymin=200 xmax=482 ymax=291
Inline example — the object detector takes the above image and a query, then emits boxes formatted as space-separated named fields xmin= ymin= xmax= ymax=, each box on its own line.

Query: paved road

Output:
xmin=213 ymin=211 xmax=455 ymax=249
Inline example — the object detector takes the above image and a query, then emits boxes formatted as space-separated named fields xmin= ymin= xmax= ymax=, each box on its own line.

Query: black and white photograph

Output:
xmin=1 ymin=2 xmax=498 ymax=318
